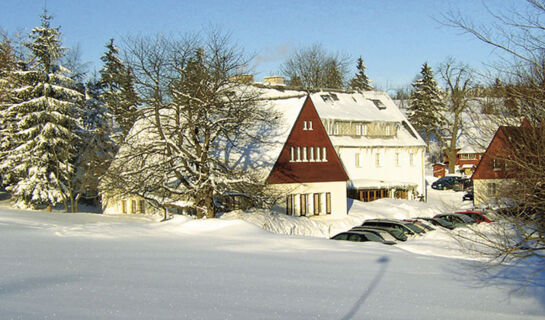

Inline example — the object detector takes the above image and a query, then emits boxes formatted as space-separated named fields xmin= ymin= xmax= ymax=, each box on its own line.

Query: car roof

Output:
xmin=364 ymin=219 xmax=409 ymax=224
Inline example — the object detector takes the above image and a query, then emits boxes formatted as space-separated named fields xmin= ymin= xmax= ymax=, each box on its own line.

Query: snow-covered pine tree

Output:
xmin=0 ymin=35 xmax=18 ymax=187
xmin=350 ymin=57 xmax=373 ymax=91
xmin=408 ymin=62 xmax=445 ymax=147
xmin=69 ymin=76 xmax=116 ymax=212
xmin=0 ymin=11 xmax=84 ymax=210
xmin=98 ymin=39 xmax=138 ymax=138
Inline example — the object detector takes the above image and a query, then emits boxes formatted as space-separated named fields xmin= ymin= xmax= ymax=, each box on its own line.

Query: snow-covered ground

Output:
xmin=1 ymin=185 xmax=545 ymax=319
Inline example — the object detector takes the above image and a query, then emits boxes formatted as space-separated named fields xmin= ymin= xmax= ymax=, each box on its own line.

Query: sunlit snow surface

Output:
xmin=1 ymin=192 xmax=545 ymax=319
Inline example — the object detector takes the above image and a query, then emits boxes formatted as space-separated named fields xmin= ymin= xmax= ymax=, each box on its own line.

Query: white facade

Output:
xmin=473 ymin=178 xmax=514 ymax=206
xmin=336 ymin=146 xmax=426 ymax=197
xmin=270 ymin=181 xmax=347 ymax=217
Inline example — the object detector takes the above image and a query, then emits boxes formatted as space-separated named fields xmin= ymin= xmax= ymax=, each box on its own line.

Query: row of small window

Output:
xmin=121 ymin=199 xmax=146 ymax=214
xmin=290 ymin=146 xmax=328 ymax=162
xmin=330 ymin=123 xmax=370 ymax=136
xmin=303 ymin=121 xmax=313 ymax=131
xmin=355 ymin=152 xmax=415 ymax=168
xmin=286 ymin=192 xmax=332 ymax=216
xmin=492 ymin=159 xmax=509 ymax=171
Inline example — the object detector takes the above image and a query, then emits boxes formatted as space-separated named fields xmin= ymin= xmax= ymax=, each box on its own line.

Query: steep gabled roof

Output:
xmin=266 ymin=96 xmax=349 ymax=184
xmin=472 ymin=125 xmax=533 ymax=180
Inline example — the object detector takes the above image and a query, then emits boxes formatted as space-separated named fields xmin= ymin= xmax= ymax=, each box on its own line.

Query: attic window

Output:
xmin=371 ymin=99 xmax=386 ymax=110
xmin=321 ymin=95 xmax=332 ymax=102
xmin=330 ymin=93 xmax=339 ymax=101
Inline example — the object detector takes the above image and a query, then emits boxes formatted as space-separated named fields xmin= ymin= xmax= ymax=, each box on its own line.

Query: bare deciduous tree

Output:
xmin=101 ymin=30 xmax=279 ymax=219
xmin=433 ymin=58 xmax=475 ymax=174
xmin=280 ymin=43 xmax=350 ymax=89
xmin=445 ymin=0 xmax=545 ymax=269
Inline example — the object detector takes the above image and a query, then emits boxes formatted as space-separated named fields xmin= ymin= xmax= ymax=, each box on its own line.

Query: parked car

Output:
xmin=461 ymin=178 xmax=472 ymax=190
xmin=361 ymin=219 xmax=425 ymax=236
xmin=350 ymin=226 xmax=408 ymax=242
xmin=434 ymin=213 xmax=476 ymax=227
xmin=403 ymin=219 xmax=436 ymax=231
xmin=330 ymin=231 xmax=396 ymax=245
xmin=455 ymin=211 xmax=493 ymax=223
xmin=414 ymin=217 xmax=455 ymax=230
xmin=349 ymin=228 xmax=398 ymax=242
xmin=462 ymin=192 xmax=474 ymax=201
xmin=431 ymin=176 xmax=464 ymax=191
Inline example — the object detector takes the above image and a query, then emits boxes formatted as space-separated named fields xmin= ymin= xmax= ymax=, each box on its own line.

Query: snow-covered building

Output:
xmin=102 ymin=85 xmax=426 ymax=217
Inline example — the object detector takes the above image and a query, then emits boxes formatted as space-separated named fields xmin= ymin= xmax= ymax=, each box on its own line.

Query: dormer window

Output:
xmin=371 ymin=99 xmax=386 ymax=110
xmin=330 ymin=93 xmax=339 ymax=101
xmin=321 ymin=95 xmax=332 ymax=102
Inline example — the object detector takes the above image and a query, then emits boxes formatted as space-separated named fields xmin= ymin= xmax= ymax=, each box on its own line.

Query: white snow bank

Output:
xmin=221 ymin=198 xmax=440 ymax=239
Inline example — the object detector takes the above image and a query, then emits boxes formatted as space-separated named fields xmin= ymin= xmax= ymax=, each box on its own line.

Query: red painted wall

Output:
xmin=472 ymin=127 xmax=510 ymax=180
xmin=266 ymin=97 xmax=349 ymax=184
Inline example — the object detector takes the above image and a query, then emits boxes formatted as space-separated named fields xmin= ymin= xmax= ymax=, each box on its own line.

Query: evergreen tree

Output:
xmin=98 ymin=39 xmax=139 ymax=138
xmin=69 ymin=77 xmax=116 ymax=211
xmin=0 ymin=35 xmax=19 ymax=186
xmin=0 ymin=11 xmax=84 ymax=209
xmin=350 ymin=57 xmax=373 ymax=91
xmin=408 ymin=62 xmax=445 ymax=148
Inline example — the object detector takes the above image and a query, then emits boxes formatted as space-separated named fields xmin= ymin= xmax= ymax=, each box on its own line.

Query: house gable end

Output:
xmin=266 ymin=96 xmax=349 ymax=184
xmin=472 ymin=127 xmax=511 ymax=180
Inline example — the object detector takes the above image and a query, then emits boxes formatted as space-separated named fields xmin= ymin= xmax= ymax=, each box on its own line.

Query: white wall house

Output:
xmin=101 ymin=84 xmax=426 ymax=217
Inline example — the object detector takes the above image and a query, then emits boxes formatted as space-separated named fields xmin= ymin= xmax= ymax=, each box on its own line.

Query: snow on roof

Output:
xmin=116 ymin=86 xmax=425 ymax=183
xmin=310 ymin=91 xmax=406 ymax=122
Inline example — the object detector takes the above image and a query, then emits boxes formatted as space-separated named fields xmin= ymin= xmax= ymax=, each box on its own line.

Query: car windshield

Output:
xmin=332 ymin=233 xmax=349 ymax=240
xmin=456 ymin=214 xmax=475 ymax=224
xmin=404 ymin=222 xmax=425 ymax=234
xmin=433 ymin=218 xmax=453 ymax=228
xmin=363 ymin=232 xmax=384 ymax=242
xmin=374 ymin=230 xmax=396 ymax=241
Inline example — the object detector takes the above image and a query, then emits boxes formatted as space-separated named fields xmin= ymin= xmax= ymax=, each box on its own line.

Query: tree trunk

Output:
xmin=446 ymin=148 xmax=457 ymax=174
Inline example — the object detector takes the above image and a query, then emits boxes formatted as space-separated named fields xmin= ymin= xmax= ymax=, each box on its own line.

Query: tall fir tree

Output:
xmin=98 ymin=39 xmax=139 ymax=138
xmin=408 ymin=62 xmax=445 ymax=147
xmin=350 ymin=57 xmax=373 ymax=91
xmin=0 ymin=11 xmax=84 ymax=209
xmin=0 ymin=35 xmax=19 ymax=186
xmin=69 ymin=76 xmax=116 ymax=211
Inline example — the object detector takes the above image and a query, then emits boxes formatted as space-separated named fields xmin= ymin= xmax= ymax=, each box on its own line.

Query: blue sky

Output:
xmin=1 ymin=0 xmax=518 ymax=90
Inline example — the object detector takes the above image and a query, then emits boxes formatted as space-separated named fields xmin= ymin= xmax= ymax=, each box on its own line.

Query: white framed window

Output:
xmin=300 ymin=194 xmax=309 ymax=216
xmin=290 ymin=147 xmax=295 ymax=162
xmin=296 ymin=147 xmax=301 ymax=162
xmin=309 ymin=147 xmax=315 ymax=161
xmin=488 ymin=183 xmax=497 ymax=196
xmin=313 ymin=193 xmax=322 ymax=215
xmin=362 ymin=124 xmax=367 ymax=136
xmin=325 ymin=192 xmax=331 ymax=214
xmin=333 ymin=123 xmax=339 ymax=135
xmin=386 ymin=125 xmax=391 ymax=135
xmin=322 ymin=147 xmax=327 ymax=161
xmin=355 ymin=153 xmax=361 ymax=168
xmin=409 ymin=153 xmax=415 ymax=167
xmin=375 ymin=153 xmax=381 ymax=167
xmin=302 ymin=147 xmax=308 ymax=162
xmin=315 ymin=147 xmax=321 ymax=161
xmin=286 ymin=195 xmax=295 ymax=215
xmin=308 ymin=121 xmax=313 ymax=130
xmin=395 ymin=153 xmax=400 ymax=167
xmin=356 ymin=124 xmax=362 ymax=136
